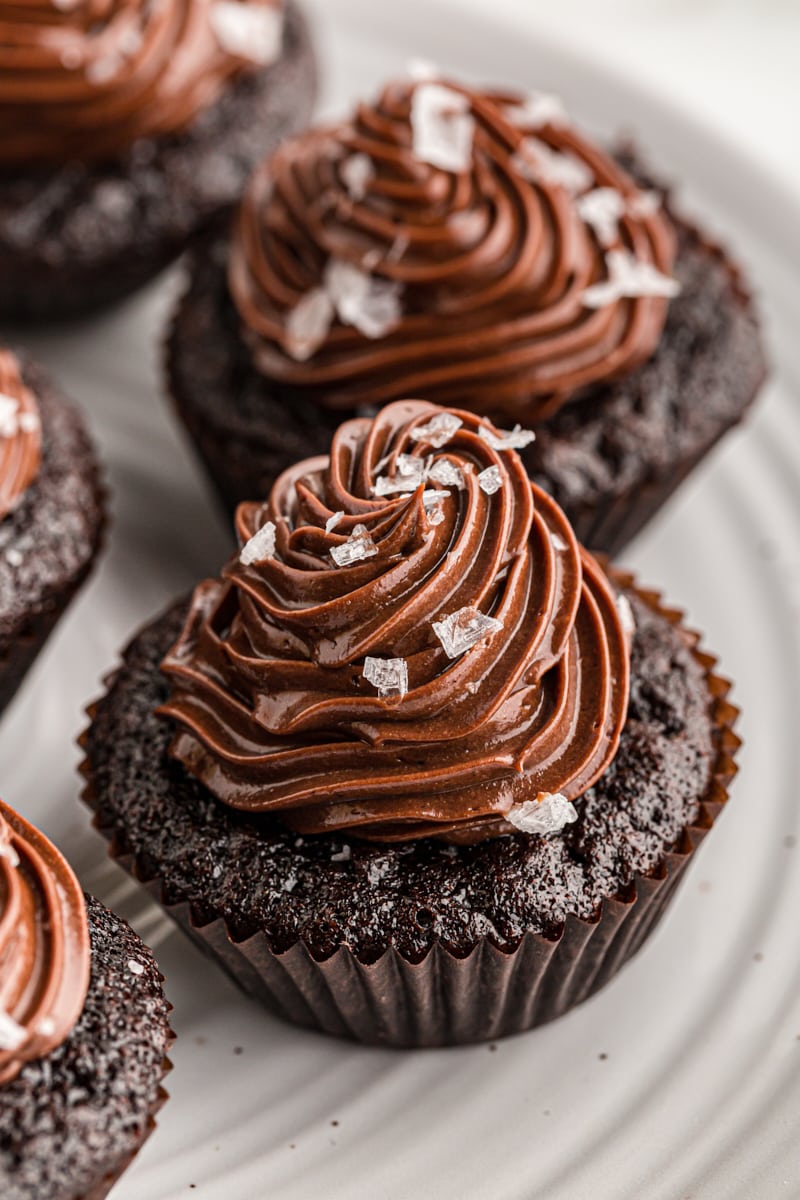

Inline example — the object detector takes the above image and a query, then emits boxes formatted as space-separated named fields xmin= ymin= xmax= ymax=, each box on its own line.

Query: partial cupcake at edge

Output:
xmin=0 ymin=349 xmax=105 ymax=715
xmin=81 ymin=400 xmax=739 ymax=1047
xmin=167 ymin=72 xmax=767 ymax=558
xmin=0 ymin=0 xmax=317 ymax=321
xmin=0 ymin=799 xmax=173 ymax=1200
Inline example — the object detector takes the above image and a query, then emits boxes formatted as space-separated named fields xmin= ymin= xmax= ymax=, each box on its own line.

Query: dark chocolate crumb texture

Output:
xmin=0 ymin=0 xmax=316 ymax=321
xmin=84 ymin=585 xmax=718 ymax=963
xmin=0 ymin=801 xmax=172 ymax=1200
xmin=0 ymin=355 xmax=105 ymax=715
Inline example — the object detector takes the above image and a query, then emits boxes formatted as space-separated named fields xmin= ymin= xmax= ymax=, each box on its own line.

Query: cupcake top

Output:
xmin=228 ymin=75 xmax=680 ymax=421
xmin=160 ymin=401 xmax=631 ymax=843
xmin=0 ymin=800 xmax=90 ymax=1085
xmin=0 ymin=0 xmax=284 ymax=165
xmin=0 ymin=351 xmax=41 ymax=521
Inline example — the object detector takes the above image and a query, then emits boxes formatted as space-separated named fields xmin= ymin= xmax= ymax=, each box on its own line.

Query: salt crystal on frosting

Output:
xmin=324 ymin=259 xmax=402 ymax=339
xmin=506 ymin=90 xmax=567 ymax=129
xmin=617 ymin=593 xmax=636 ymax=638
xmin=0 ymin=1010 xmax=25 ymax=1052
xmin=627 ymin=189 xmax=661 ymax=218
xmin=422 ymin=488 xmax=450 ymax=525
xmin=432 ymin=605 xmax=503 ymax=659
xmin=410 ymin=412 xmax=463 ymax=449
xmin=0 ymin=838 xmax=19 ymax=867
xmin=210 ymin=1 xmax=284 ymax=66
xmin=577 ymin=187 xmax=626 ymax=248
xmin=477 ymin=466 xmax=503 ymax=495
xmin=285 ymin=287 xmax=334 ymax=361
xmin=411 ymin=83 xmax=474 ymax=173
xmin=0 ymin=395 xmax=19 ymax=438
xmin=427 ymin=457 xmax=465 ymax=489
xmin=506 ymin=792 xmax=578 ymax=836
xmin=479 ymin=423 xmax=535 ymax=451
xmin=582 ymin=249 xmax=681 ymax=309
xmin=363 ymin=655 xmax=409 ymax=698
xmin=341 ymin=153 xmax=375 ymax=201
xmin=240 ymin=520 xmax=276 ymax=565
xmin=330 ymin=524 xmax=378 ymax=566
xmin=325 ymin=511 xmax=345 ymax=533
xmin=37 ymin=1017 xmax=56 ymax=1038
xmin=373 ymin=453 xmax=427 ymax=496
xmin=512 ymin=137 xmax=593 ymax=194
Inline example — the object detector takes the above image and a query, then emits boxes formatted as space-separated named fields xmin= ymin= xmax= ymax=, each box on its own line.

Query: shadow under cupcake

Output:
xmin=81 ymin=400 xmax=739 ymax=1047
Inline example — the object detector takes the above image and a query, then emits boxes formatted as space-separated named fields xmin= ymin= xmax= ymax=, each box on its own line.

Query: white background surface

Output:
xmin=3 ymin=3 xmax=800 ymax=1198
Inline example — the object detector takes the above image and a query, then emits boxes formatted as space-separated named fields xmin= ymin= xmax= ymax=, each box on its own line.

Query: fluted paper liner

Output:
xmin=80 ymin=576 xmax=739 ymax=1047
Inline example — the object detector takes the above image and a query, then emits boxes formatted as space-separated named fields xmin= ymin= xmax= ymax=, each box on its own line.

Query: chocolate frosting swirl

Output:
xmin=0 ymin=351 xmax=41 ymax=522
xmin=228 ymin=78 xmax=678 ymax=421
xmin=0 ymin=0 xmax=283 ymax=165
xmin=0 ymin=800 xmax=90 ymax=1085
xmin=160 ymin=401 xmax=630 ymax=843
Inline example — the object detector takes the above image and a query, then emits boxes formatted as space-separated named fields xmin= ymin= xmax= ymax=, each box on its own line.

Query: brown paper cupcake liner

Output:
xmin=79 ymin=578 xmax=739 ymax=1047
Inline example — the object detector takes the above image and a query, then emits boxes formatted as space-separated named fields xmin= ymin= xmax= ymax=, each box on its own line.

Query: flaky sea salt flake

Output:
xmin=427 ymin=457 xmax=465 ymax=489
xmin=0 ymin=1010 xmax=25 ymax=1051
xmin=37 ymin=1017 xmax=56 ymax=1038
xmin=506 ymin=792 xmax=578 ymax=836
xmin=478 ymin=466 xmax=503 ymax=495
xmin=506 ymin=90 xmax=567 ymax=129
xmin=0 ymin=838 xmax=19 ymax=867
xmin=330 ymin=524 xmax=378 ymax=566
xmin=363 ymin=656 xmax=409 ymax=698
xmin=410 ymin=412 xmax=463 ymax=449
xmin=432 ymin=605 xmax=503 ymax=659
xmin=373 ymin=453 xmax=427 ymax=496
xmin=324 ymin=259 xmax=402 ymax=339
xmin=512 ymin=137 xmax=592 ymax=194
xmin=411 ymin=83 xmax=474 ymax=173
xmin=210 ymin=1 xmax=284 ymax=65
xmin=479 ymin=423 xmax=535 ymax=451
xmin=577 ymin=187 xmax=626 ymax=247
xmin=617 ymin=594 xmax=636 ymax=638
xmin=341 ymin=153 xmax=374 ymax=201
xmin=582 ymin=249 xmax=681 ymax=309
xmin=325 ymin=511 xmax=345 ymax=533
xmin=285 ymin=287 xmax=334 ymax=361
xmin=240 ymin=520 xmax=276 ymax=565
xmin=422 ymin=488 xmax=449 ymax=525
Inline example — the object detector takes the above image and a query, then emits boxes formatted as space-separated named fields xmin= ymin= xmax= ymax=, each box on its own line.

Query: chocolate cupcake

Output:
xmin=168 ymin=75 xmax=766 ymax=556
xmin=0 ymin=350 xmax=105 ymax=715
xmin=81 ymin=401 xmax=739 ymax=1047
xmin=0 ymin=0 xmax=316 ymax=321
xmin=0 ymin=800 xmax=173 ymax=1200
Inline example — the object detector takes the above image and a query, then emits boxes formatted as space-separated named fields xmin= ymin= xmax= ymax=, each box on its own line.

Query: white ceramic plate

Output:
xmin=4 ymin=3 xmax=800 ymax=1197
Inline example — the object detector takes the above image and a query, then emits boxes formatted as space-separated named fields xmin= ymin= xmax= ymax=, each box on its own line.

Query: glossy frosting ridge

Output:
xmin=0 ymin=800 xmax=90 ymax=1086
xmin=229 ymin=77 xmax=678 ymax=420
xmin=0 ymin=0 xmax=284 ymax=164
xmin=0 ymin=350 xmax=41 ymax=522
xmin=160 ymin=401 xmax=630 ymax=842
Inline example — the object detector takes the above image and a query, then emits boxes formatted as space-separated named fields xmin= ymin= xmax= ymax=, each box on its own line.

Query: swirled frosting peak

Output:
xmin=160 ymin=401 xmax=631 ymax=843
xmin=0 ymin=800 xmax=90 ymax=1085
xmin=0 ymin=0 xmax=284 ymax=165
xmin=228 ymin=76 xmax=680 ymax=421
xmin=0 ymin=351 xmax=41 ymax=522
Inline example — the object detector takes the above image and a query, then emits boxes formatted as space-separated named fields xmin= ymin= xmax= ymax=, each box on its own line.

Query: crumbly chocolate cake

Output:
xmin=166 ymin=155 xmax=765 ymax=557
xmin=0 ymin=360 xmax=105 ymax=714
xmin=0 ymin=1 xmax=316 ymax=322
xmin=0 ymin=895 xmax=172 ymax=1200
xmin=83 ymin=589 xmax=715 ymax=964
